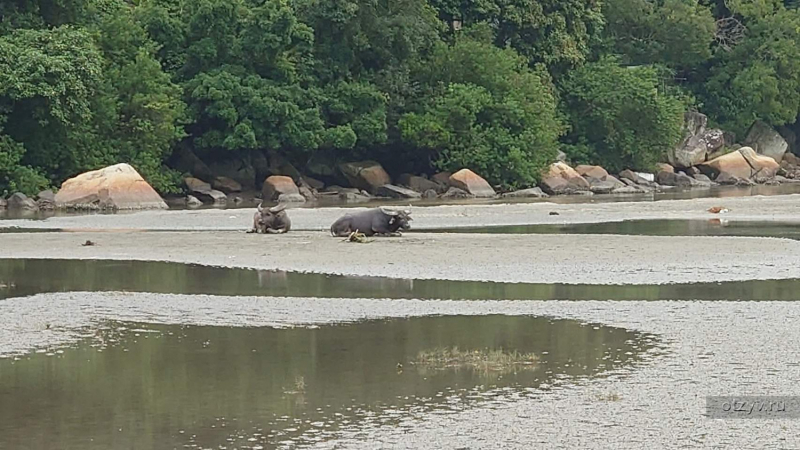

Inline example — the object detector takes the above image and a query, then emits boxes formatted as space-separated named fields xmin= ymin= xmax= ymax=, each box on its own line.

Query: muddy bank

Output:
xmin=3 ymin=193 xmax=800 ymax=231
xmin=0 ymin=230 xmax=798 ymax=284
xmin=1 ymin=293 xmax=798 ymax=449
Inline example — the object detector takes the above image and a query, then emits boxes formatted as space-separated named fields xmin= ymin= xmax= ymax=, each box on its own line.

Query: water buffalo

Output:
xmin=330 ymin=207 xmax=412 ymax=237
xmin=248 ymin=203 xmax=291 ymax=234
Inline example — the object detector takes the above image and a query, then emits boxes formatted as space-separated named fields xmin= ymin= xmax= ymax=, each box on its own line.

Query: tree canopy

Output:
xmin=2 ymin=0 xmax=800 ymax=194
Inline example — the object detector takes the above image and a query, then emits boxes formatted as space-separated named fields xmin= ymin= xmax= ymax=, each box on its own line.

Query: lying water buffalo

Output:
xmin=248 ymin=203 xmax=291 ymax=234
xmin=330 ymin=207 xmax=412 ymax=237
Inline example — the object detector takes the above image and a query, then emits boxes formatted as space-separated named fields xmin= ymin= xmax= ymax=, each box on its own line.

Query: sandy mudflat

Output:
xmin=1 ymin=293 xmax=798 ymax=449
xmin=0 ymin=230 xmax=798 ymax=284
xmin=2 ymin=191 xmax=800 ymax=232
xmin=2 ymin=195 xmax=800 ymax=284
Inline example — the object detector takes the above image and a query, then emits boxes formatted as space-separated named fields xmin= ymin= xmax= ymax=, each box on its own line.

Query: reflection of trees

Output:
xmin=0 ymin=316 xmax=650 ymax=450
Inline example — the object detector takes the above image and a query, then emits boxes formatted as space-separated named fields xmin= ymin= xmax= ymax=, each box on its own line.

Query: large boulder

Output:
xmin=208 ymin=159 xmax=257 ymax=190
xmin=7 ymin=193 xmax=38 ymax=211
xmin=301 ymin=175 xmax=324 ymax=190
xmin=431 ymin=172 xmax=452 ymax=187
xmin=745 ymin=121 xmax=788 ymax=162
xmin=376 ymin=184 xmax=422 ymax=199
xmin=667 ymin=111 xmax=728 ymax=169
xmin=339 ymin=160 xmax=391 ymax=194
xmin=55 ymin=164 xmax=167 ymax=210
xmin=448 ymin=169 xmax=496 ymax=197
xmin=36 ymin=189 xmax=56 ymax=210
xmin=0 ymin=197 xmax=6 ymax=209
xmin=502 ymin=187 xmax=549 ymax=198
xmin=699 ymin=150 xmax=753 ymax=180
xmin=185 ymin=177 xmax=212 ymax=193
xmin=262 ymin=175 xmax=305 ymax=203
xmin=619 ymin=169 xmax=653 ymax=186
xmin=739 ymin=146 xmax=780 ymax=179
xmin=397 ymin=173 xmax=444 ymax=193
xmin=575 ymin=165 xmax=610 ymax=180
xmin=212 ymin=176 xmax=242 ymax=193
xmin=656 ymin=171 xmax=698 ymax=188
xmin=539 ymin=162 xmax=590 ymax=194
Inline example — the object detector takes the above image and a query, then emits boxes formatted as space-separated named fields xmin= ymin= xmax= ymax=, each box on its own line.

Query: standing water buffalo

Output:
xmin=330 ymin=207 xmax=412 ymax=237
xmin=248 ymin=203 xmax=291 ymax=234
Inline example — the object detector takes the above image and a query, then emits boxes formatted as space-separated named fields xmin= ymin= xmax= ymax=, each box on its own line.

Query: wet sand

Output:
xmin=2 ymin=192 xmax=800 ymax=231
xmin=2 ymin=194 xmax=800 ymax=284
xmin=1 ymin=293 xmax=798 ymax=449
xmin=0 ymin=230 xmax=798 ymax=284
xmin=3 ymin=195 xmax=800 ymax=448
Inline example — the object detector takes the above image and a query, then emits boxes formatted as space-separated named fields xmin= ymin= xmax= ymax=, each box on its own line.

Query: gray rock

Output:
xmin=0 ymin=197 xmax=6 ymax=209
xmin=619 ymin=169 xmax=653 ymax=186
xmin=8 ymin=193 xmax=38 ymax=211
xmin=745 ymin=121 xmax=789 ymax=162
xmin=668 ymin=112 xmax=723 ymax=168
xmin=397 ymin=174 xmax=444 ymax=193
xmin=298 ymin=185 xmax=316 ymax=201
xmin=588 ymin=180 xmax=619 ymax=194
xmin=36 ymin=190 xmax=56 ymax=203
xmin=611 ymin=186 xmax=643 ymax=194
xmin=209 ymin=159 xmax=257 ymax=191
xmin=501 ymin=188 xmax=549 ymax=198
xmin=277 ymin=193 xmax=306 ymax=203
xmin=193 ymin=189 xmax=227 ymax=205
xmin=338 ymin=191 xmax=371 ymax=202
xmin=232 ymin=196 xmax=244 ymax=205
xmin=422 ymin=189 xmax=438 ymax=199
xmin=211 ymin=176 xmax=242 ymax=193
xmin=439 ymin=187 xmax=474 ymax=199
xmin=693 ymin=173 xmax=714 ymax=183
xmin=339 ymin=160 xmax=391 ymax=194
xmin=715 ymin=172 xmax=741 ymax=185
xmin=36 ymin=190 xmax=56 ymax=210
xmin=555 ymin=150 xmax=567 ymax=162
xmin=376 ymin=184 xmax=422 ymax=199
xmin=300 ymin=175 xmax=324 ymax=190
xmin=186 ymin=195 xmax=203 ymax=208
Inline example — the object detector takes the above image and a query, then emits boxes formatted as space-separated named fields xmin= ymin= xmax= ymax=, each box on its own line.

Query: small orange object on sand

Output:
xmin=707 ymin=206 xmax=730 ymax=214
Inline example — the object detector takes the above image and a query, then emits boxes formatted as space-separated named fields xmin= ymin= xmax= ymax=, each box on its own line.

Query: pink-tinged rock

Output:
xmin=575 ymin=165 xmax=610 ymax=180
xmin=262 ymin=175 xmax=305 ymax=203
xmin=448 ymin=169 xmax=496 ymax=198
xmin=55 ymin=163 xmax=167 ymax=210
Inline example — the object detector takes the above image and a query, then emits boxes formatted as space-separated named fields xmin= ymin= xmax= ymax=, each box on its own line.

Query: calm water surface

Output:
xmin=2 ymin=258 xmax=800 ymax=301
xmin=0 ymin=316 xmax=655 ymax=449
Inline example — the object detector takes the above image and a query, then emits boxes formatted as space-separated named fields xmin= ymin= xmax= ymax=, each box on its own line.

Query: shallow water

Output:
xmin=2 ymin=258 xmax=800 ymax=301
xmin=0 ymin=315 xmax=653 ymax=450
xmin=422 ymin=219 xmax=800 ymax=240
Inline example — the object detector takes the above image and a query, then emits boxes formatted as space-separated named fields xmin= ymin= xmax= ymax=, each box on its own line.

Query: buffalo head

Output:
xmin=381 ymin=207 xmax=412 ymax=232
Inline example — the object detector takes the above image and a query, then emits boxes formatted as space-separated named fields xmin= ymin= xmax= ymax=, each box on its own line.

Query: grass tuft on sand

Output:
xmin=411 ymin=347 xmax=538 ymax=375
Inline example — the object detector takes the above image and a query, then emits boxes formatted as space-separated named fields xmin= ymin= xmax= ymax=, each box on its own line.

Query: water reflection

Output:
xmin=0 ymin=316 xmax=654 ymax=450
xmin=1 ymin=258 xmax=800 ymax=301
xmin=423 ymin=219 xmax=800 ymax=240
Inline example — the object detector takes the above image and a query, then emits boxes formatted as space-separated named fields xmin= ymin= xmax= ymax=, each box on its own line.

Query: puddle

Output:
xmin=1 ymin=258 xmax=800 ymax=301
xmin=422 ymin=219 xmax=800 ymax=240
xmin=0 ymin=316 xmax=653 ymax=449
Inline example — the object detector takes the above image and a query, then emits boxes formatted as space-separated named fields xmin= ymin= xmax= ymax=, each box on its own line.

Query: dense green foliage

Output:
xmin=2 ymin=0 xmax=800 ymax=195
xmin=561 ymin=59 xmax=689 ymax=171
